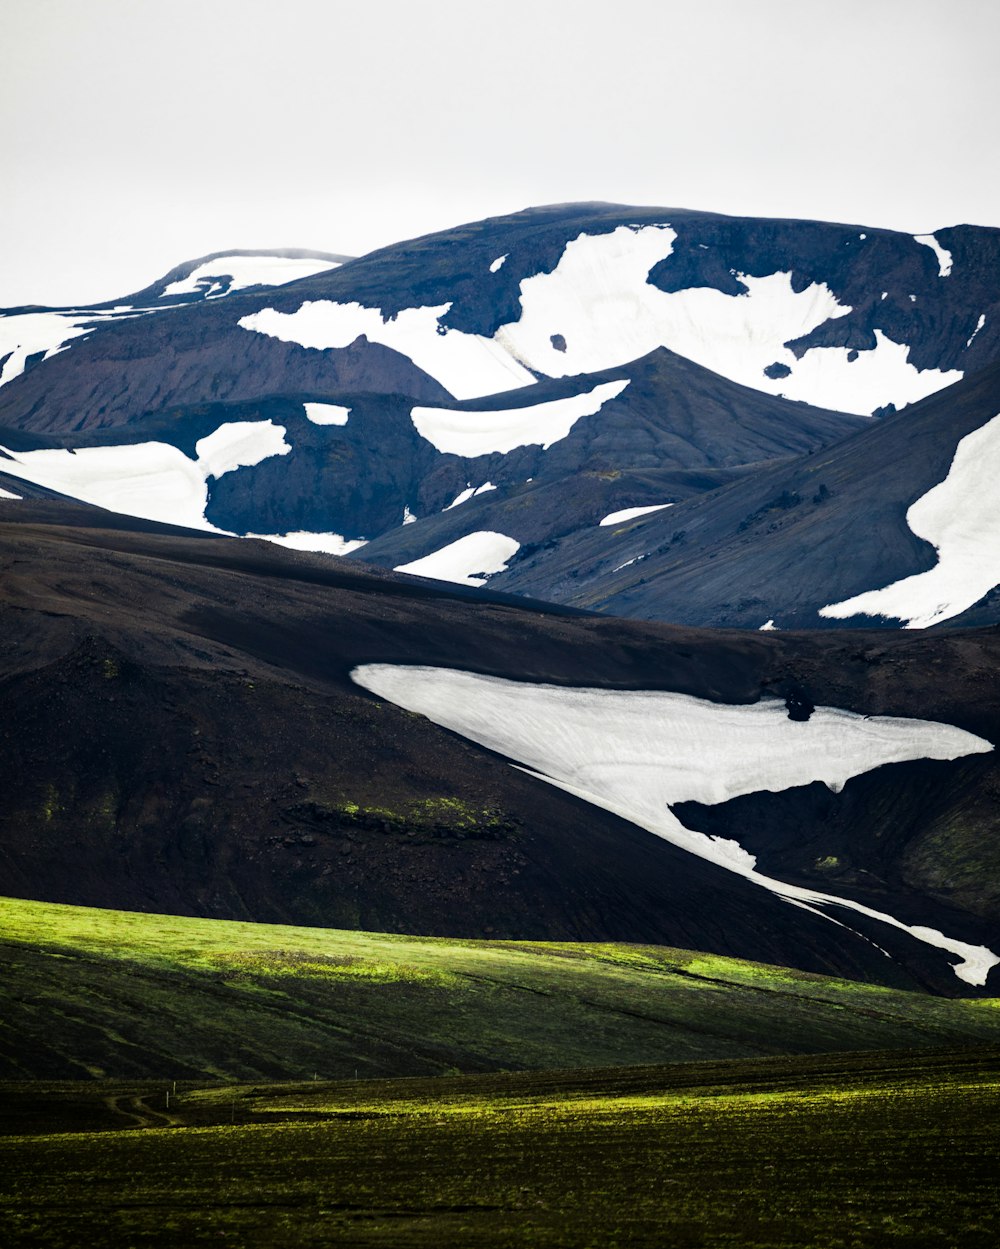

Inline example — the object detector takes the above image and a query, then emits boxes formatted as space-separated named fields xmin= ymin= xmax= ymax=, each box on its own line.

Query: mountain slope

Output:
xmin=1 ymin=500 xmax=998 ymax=994
xmin=493 ymin=360 xmax=1000 ymax=629
xmin=0 ymin=248 xmax=347 ymax=396
xmin=0 ymin=346 xmax=867 ymax=548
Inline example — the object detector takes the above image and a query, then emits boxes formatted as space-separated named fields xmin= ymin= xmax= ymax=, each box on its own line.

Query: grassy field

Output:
xmin=3 ymin=895 xmax=1000 ymax=1079
xmin=1 ymin=1047 xmax=997 ymax=1247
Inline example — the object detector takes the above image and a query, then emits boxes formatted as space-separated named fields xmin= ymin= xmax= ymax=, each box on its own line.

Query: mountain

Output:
xmin=0 ymin=345 xmax=867 ymax=552
xmin=4 ymin=202 xmax=998 ymax=625
xmin=2 ymin=498 xmax=998 ymax=996
xmin=0 ymin=249 xmax=348 ymax=395
xmin=471 ymin=359 xmax=1000 ymax=629
xmin=3 ymin=204 xmax=996 ymax=434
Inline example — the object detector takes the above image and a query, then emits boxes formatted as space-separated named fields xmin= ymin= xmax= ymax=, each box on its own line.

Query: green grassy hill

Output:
xmin=3 ymin=896 xmax=998 ymax=1080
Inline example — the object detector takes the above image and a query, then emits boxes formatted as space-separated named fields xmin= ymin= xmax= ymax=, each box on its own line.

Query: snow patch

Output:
xmin=820 ymin=411 xmax=1000 ymax=628
xmin=195 ymin=421 xmax=290 ymax=478
xmin=0 ymin=420 xmax=290 ymax=533
xmin=239 ymin=300 xmax=536 ymax=401
xmin=444 ymin=482 xmax=496 ymax=510
xmin=412 ymin=379 xmax=629 ymax=456
xmin=966 ymin=314 xmax=986 ymax=350
xmin=0 ymin=309 xmax=138 ymax=388
xmin=763 ymin=328 xmax=961 ymax=416
xmin=161 ymin=254 xmax=340 ymax=298
xmin=403 ymin=506 xmax=417 ymax=525
xmin=490 ymin=254 xmax=508 ymax=273
xmin=914 ymin=234 xmax=953 ymax=277
xmin=303 ymin=402 xmax=351 ymax=426
xmin=351 ymin=665 xmax=998 ymax=986
xmin=759 ymin=619 xmax=777 ymax=631
xmin=0 ymin=485 xmax=22 ymax=499
xmin=600 ymin=504 xmax=673 ymax=527
xmin=246 ymin=530 xmax=367 ymax=556
xmin=394 ymin=532 xmax=520 ymax=586
xmin=0 ymin=441 xmax=223 ymax=532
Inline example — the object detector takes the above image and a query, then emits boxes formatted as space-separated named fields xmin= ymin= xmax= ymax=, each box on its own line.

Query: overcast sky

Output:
xmin=4 ymin=0 xmax=998 ymax=307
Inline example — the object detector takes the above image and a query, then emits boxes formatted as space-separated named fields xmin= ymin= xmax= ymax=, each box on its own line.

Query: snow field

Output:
xmin=411 ymin=379 xmax=629 ymax=456
xmin=914 ymin=234 xmax=953 ymax=278
xmin=303 ymin=402 xmax=351 ymax=426
xmin=967 ymin=314 xmax=986 ymax=349
xmin=821 ymin=411 xmax=1000 ymax=628
xmin=0 ymin=485 xmax=22 ymax=499
xmin=351 ymin=665 xmax=997 ymax=985
xmin=600 ymin=504 xmax=673 ymax=526
xmin=195 ymin=421 xmax=290 ymax=478
xmin=245 ymin=530 xmax=367 ymax=556
xmin=394 ymin=532 xmax=520 ymax=586
xmin=0 ymin=309 xmax=142 ymax=388
xmin=240 ymin=225 xmax=963 ymax=414
xmin=0 ymin=420 xmax=291 ymax=533
xmin=160 ymin=254 xmax=340 ymax=298
xmin=238 ymin=301 xmax=536 ymax=401
xmin=444 ymin=482 xmax=496 ymax=510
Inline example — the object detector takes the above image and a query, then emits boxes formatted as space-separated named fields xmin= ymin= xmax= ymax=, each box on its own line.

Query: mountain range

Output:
xmin=2 ymin=202 xmax=999 ymax=1017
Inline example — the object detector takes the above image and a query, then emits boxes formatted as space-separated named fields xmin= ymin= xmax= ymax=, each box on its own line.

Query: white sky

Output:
xmin=3 ymin=0 xmax=998 ymax=307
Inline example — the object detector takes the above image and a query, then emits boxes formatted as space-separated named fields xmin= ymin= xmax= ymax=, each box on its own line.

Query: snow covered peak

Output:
xmin=158 ymin=252 xmax=344 ymax=300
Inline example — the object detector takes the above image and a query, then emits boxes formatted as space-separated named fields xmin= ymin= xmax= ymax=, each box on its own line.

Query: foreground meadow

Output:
xmin=2 ymin=1047 xmax=997 ymax=1247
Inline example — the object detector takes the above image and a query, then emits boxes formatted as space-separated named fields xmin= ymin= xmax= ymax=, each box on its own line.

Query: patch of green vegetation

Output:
xmin=1 ymin=1048 xmax=997 ymax=1247
xmin=40 ymin=783 xmax=61 ymax=822
xmin=1 ymin=896 xmax=999 ymax=1083
xmin=814 ymin=854 xmax=841 ymax=871
xmin=101 ymin=657 xmax=119 ymax=680
xmin=292 ymin=795 xmax=518 ymax=840
xmin=211 ymin=949 xmax=458 ymax=986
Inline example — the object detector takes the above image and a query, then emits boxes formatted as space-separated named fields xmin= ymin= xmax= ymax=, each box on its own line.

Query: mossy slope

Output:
xmin=3 ymin=896 xmax=999 ymax=1080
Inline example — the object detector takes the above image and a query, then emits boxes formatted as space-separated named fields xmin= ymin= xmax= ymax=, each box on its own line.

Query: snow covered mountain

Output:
xmin=0 ymin=248 xmax=348 ymax=392
xmin=1 ymin=204 xmax=999 ymax=627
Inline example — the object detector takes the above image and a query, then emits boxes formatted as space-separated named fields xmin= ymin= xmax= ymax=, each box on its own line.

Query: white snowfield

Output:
xmin=0 ymin=307 xmax=149 ymax=389
xmin=238 ymin=300 xmax=536 ymax=401
xmin=821 ymin=411 xmax=1000 ymax=628
xmin=444 ymin=482 xmax=496 ymax=510
xmin=600 ymin=503 xmax=673 ymax=526
xmin=240 ymin=224 xmax=966 ymax=414
xmin=490 ymin=255 xmax=508 ymax=273
xmin=0 ymin=485 xmax=22 ymax=499
xmin=411 ymin=379 xmax=629 ymax=456
xmin=160 ymin=254 xmax=341 ymax=298
xmin=967 ymin=314 xmax=986 ymax=349
xmin=245 ymin=530 xmax=367 ymax=556
xmin=914 ymin=234 xmax=953 ymax=278
xmin=394 ymin=531 xmax=520 ymax=586
xmin=303 ymin=402 xmax=351 ymax=426
xmin=0 ymin=420 xmax=291 ymax=533
xmin=195 ymin=420 xmax=290 ymax=478
xmin=351 ymin=665 xmax=998 ymax=986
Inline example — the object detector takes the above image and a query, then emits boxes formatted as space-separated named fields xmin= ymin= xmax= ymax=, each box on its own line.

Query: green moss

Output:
xmin=40 ymin=784 xmax=62 ymax=822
